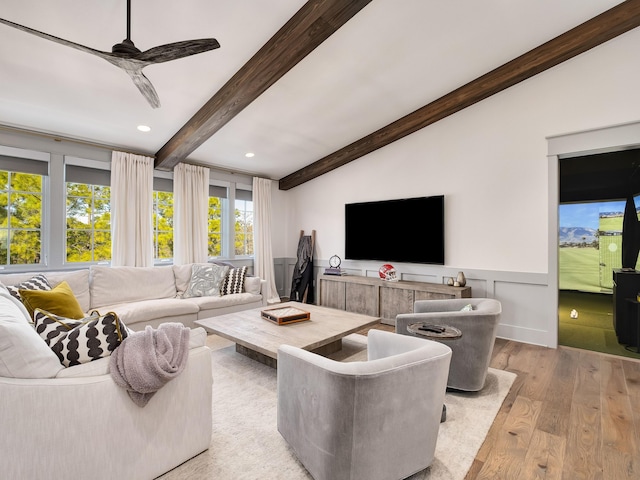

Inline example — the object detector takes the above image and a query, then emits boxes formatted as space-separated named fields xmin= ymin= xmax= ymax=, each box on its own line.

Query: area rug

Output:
xmin=159 ymin=334 xmax=516 ymax=480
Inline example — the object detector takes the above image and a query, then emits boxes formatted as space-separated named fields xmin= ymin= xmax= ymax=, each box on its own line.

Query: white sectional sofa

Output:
xmin=0 ymin=277 xmax=214 ymax=480
xmin=0 ymin=263 xmax=267 ymax=331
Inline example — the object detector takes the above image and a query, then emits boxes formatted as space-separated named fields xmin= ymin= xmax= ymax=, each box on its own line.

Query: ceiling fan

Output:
xmin=0 ymin=0 xmax=220 ymax=108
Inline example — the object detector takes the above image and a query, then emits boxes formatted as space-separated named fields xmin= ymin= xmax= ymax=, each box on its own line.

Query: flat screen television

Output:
xmin=345 ymin=195 xmax=444 ymax=265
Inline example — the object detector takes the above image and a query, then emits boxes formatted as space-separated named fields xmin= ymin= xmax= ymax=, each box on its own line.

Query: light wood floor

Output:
xmin=367 ymin=325 xmax=640 ymax=479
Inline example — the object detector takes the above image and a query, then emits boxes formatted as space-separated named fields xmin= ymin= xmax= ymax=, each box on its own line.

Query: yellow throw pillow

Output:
xmin=19 ymin=281 xmax=85 ymax=319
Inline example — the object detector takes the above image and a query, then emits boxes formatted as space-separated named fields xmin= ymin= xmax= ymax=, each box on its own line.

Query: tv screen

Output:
xmin=345 ymin=195 xmax=444 ymax=265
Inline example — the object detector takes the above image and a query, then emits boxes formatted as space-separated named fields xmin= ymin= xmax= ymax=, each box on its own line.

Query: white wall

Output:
xmin=272 ymin=27 xmax=640 ymax=347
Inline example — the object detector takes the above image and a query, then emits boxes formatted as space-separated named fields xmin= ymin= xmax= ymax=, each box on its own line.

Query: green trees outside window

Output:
xmin=0 ymin=164 xmax=252 ymax=267
xmin=66 ymin=182 xmax=111 ymax=262
xmin=208 ymin=196 xmax=222 ymax=257
xmin=235 ymin=199 xmax=254 ymax=256
xmin=153 ymin=191 xmax=174 ymax=260
xmin=0 ymin=170 xmax=43 ymax=265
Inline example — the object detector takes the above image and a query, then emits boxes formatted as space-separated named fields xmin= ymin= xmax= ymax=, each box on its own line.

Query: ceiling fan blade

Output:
xmin=136 ymin=39 xmax=220 ymax=64
xmin=125 ymin=69 xmax=161 ymax=108
xmin=0 ymin=17 xmax=111 ymax=61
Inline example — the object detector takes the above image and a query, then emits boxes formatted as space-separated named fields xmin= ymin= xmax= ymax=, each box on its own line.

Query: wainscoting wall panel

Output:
xmin=274 ymin=257 xmax=552 ymax=347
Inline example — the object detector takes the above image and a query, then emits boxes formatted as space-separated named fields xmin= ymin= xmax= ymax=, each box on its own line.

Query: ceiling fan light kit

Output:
xmin=0 ymin=0 xmax=220 ymax=108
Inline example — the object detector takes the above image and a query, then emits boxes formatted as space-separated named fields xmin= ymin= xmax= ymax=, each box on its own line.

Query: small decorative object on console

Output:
xmin=456 ymin=271 xmax=467 ymax=287
xmin=261 ymin=306 xmax=310 ymax=325
xmin=324 ymin=255 xmax=344 ymax=275
xmin=379 ymin=264 xmax=398 ymax=282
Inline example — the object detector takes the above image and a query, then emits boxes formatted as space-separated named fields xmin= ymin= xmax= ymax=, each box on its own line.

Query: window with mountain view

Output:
xmin=559 ymin=197 xmax=640 ymax=292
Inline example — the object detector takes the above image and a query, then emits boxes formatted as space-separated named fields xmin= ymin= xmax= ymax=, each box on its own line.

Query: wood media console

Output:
xmin=319 ymin=274 xmax=471 ymax=326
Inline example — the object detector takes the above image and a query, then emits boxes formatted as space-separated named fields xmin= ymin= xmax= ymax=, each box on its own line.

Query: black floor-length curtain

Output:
xmin=621 ymin=194 xmax=640 ymax=269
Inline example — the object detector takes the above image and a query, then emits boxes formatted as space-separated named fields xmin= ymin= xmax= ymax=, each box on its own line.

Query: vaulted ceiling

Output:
xmin=1 ymin=0 xmax=636 ymax=189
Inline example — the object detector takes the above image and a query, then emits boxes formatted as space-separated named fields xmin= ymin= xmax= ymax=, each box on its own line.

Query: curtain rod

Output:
xmin=0 ymin=123 xmax=263 ymax=179
xmin=0 ymin=124 xmax=155 ymax=158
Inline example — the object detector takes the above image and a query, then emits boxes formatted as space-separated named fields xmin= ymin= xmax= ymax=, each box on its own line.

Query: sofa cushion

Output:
xmin=6 ymin=274 xmax=51 ymax=300
xmin=244 ymin=276 xmax=262 ymax=295
xmin=183 ymin=264 xmax=229 ymax=298
xmin=55 ymin=356 xmax=111 ymax=378
xmin=0 ymin=285 xmax=64 ymax=378
xmin=19 ymin=281 xmax=85 ymax=319
xmin=184 ymin=292 xmax=262 ymax=310
xmin=34 ymin=309 xmax=130 ymax=367
xmin=221 ymin=266 xmax=247 ymax=295
xmin=95 ymin=298 xmax=199 ymax=326
xmin=0 ymin=270 xmax=91 ymax=313
xmin=46 ymin=270 xmax=91 ymax=313
xmin=172 ymin=263 xmax=195 ymax=296
xmin=56 ymin=328 xmax=206 ymax=379
xmin=90 ymin=265 xmax=177 ymax=309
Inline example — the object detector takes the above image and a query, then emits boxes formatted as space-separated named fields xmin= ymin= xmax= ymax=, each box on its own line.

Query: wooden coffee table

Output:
xmin=195 ymin=301 xmax=380 ymax=367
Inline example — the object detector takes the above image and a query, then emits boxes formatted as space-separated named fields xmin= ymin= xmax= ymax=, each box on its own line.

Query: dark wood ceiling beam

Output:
xmin=154 ymin=0 xmax=372 ymax=171
xmin=279 ymin=0 xmax=640 ymax=190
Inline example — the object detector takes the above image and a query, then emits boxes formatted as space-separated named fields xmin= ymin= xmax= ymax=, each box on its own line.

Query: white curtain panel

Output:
xmin=252 ymin=177 xmax=280 ymax=304
xmin=110 ymin=151 xmax=154 ymax=267
xmin=173 ymin=163 xmax=210 ymax=265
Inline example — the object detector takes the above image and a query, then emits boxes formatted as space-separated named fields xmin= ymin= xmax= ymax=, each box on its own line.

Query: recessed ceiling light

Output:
xmin=137 ymin=125 xmax=151 ymax=132
xmin=245 ymin=152 xmax=255 ymax=158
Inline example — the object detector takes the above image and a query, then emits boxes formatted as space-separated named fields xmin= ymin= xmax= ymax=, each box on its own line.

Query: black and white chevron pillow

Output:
xmin=221 ymin=266 xmax=247 ymax=295
xmin=7 ymin=274 xmax=51 ymax=300
xmin=33 ymin=309 xmax=130 ymax=367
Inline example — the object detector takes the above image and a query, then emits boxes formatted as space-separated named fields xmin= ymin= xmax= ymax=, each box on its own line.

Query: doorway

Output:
xmin=558 ymin=150 xmax=640 ymax=359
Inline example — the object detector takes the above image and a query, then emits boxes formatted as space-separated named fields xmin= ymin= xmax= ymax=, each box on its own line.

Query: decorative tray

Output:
xmin=261 ymin=306 xmax=310 ymax=325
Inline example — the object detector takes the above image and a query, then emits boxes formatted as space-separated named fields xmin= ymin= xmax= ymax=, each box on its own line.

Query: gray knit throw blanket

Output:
xmin=110 ymin=323 xmax=190 ymax=407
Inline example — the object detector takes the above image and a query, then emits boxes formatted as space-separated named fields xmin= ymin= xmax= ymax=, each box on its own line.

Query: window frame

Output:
xmin=153 ymin=174 xmax=174 ymax=264
xmin=64 ymin=158 xmax=112 ymax=265
xmin=234 ymin=191 xmax=254 ymax=258
xmin=0 ymin=148 xmax=50 ymax=269
xmin=0 ymin=140 xmax=256 ymax=272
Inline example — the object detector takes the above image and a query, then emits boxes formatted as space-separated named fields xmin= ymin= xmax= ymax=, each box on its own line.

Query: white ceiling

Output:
xmin=0 ymin=0 xmax=625 ymax=181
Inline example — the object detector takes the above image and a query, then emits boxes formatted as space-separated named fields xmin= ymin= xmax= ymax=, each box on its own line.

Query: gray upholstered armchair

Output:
xmin=396 ymin=298 xmax=501 ymax=392
xmin=277 ymin=329 xmax=451 ymax=480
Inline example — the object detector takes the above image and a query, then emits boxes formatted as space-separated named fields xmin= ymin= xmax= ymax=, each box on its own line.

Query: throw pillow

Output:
xmin=244 ymin=276 xmax=262 ymax=295
xmin=19 ymin=281 xmax=85 ymax=319
xmin=0 ymin=286 xmax=64 ymax=378
xmin=34 ymin=309 xmax=130 ymax=367
xmin=33 ymin=309 xmax=89 ymax=346
xmin=183 ymin=264 xmax=229 ymax=298
xmin=221 ymin=266 xmax=247 ymax=295
xmin=6 ymin=274 xmax=51 ymax=301
xmin=460 ymin=304 xmax=474 ymax=312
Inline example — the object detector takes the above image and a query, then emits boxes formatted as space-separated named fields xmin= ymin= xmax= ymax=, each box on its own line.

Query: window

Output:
xmin=0 ymin=169 xmax=44 ymax=265
xmin=153 ymin=177 xmax=174 ymax=261
xmin=65 ymin=164 xmax=111 ymax=263
xmin=0 ymin=142 xmax=255 ymax=269
xmin=208 ymin=196 xmax=223 ymax=257
xmin=235 ymin=190 xmax=253 ymax=256
xmin=208 ymin=185 xmax=227 ymax=258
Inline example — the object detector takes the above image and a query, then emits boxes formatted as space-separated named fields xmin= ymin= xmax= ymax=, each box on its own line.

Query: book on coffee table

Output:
xmin=261 ymin=306 xmax=310 ymax=325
